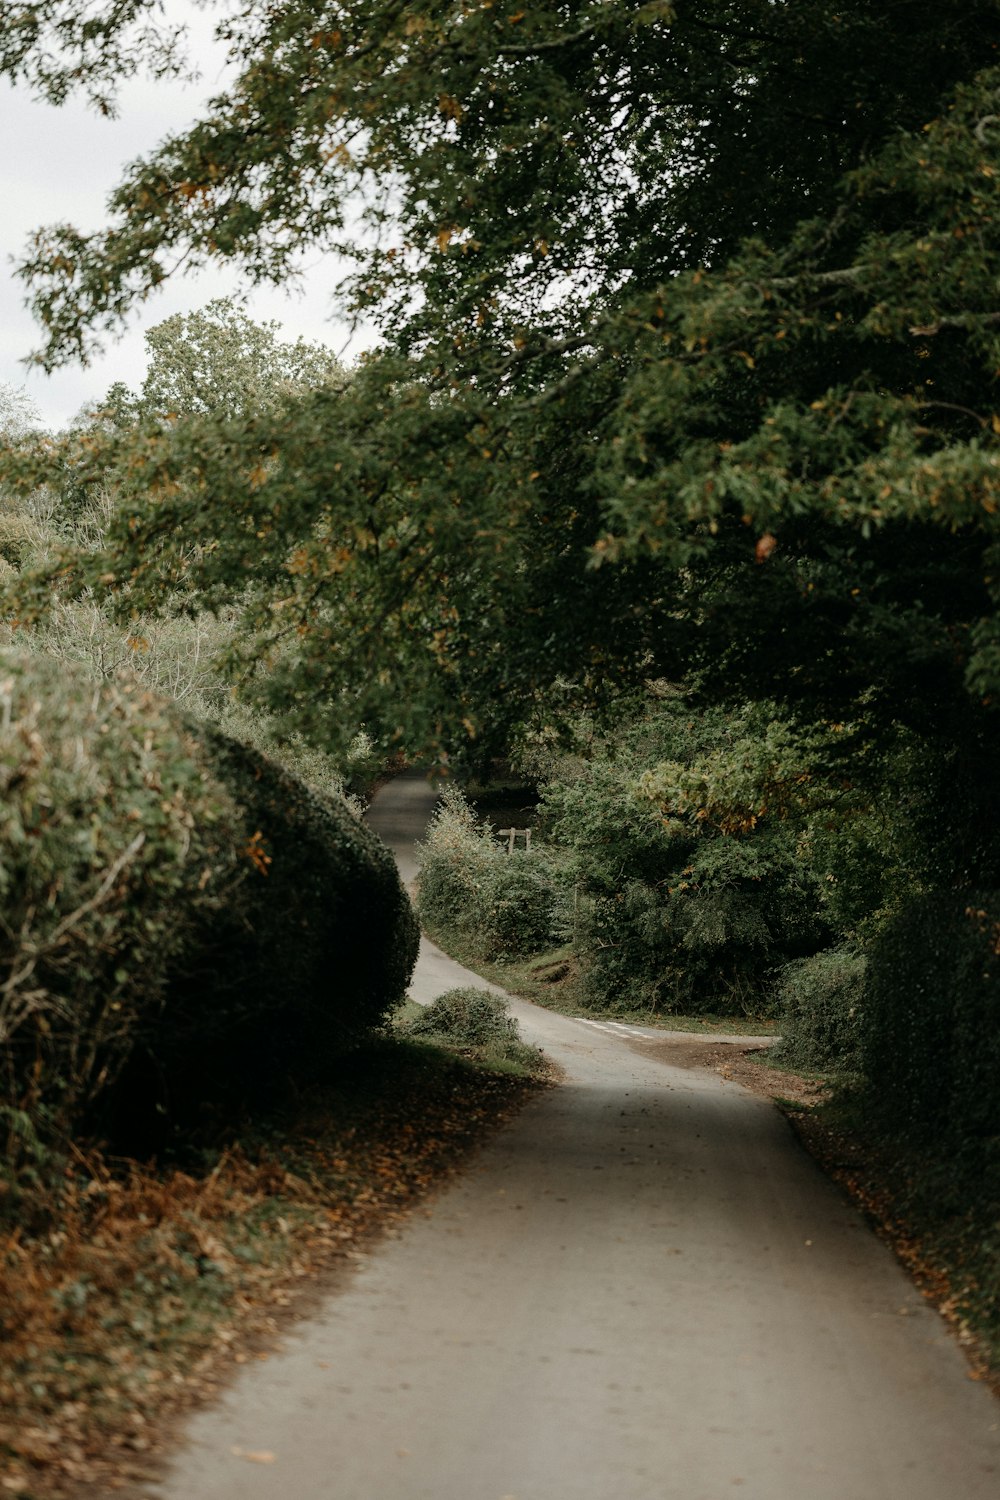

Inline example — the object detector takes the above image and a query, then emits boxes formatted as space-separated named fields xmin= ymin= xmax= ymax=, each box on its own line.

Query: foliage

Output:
xmin=772 ymin=946 xmax=867 ymax=1074
xmin=404 ymin=988 xmax=519 ymax=1049
xmin=6 ymin=3 xmax=1000 ymax=1110
xmin=401 ymin=986 xmax=544 ymax=1077
xmin=0 ymin=650 xmax=243 ymax=1168
xmin=539 ymin=699 xmax=827 ymax=1015
xmin=0 ymin=650 xmax=418 ymax=1177
xmin=3 ymin=2 xmax=1000 ymax=767
xmin=862 ymin=892 xmax=1000 ymax=1147
xmin=139 ymin=726 xmax=420 ymax=1130
xmin=415 ymin=783 xmax=492 ymax=932
xmin=0 ymin=465 xmax=362 ymax=808
xmin=416 ymin=784 xmax=564 ymax=960
xmin=96 ymin=298 xmax=345 ymax=423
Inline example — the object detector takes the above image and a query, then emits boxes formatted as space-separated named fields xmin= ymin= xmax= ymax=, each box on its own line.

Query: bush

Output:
xmin=0 ymin=652 xmax=243 ymax=1162
xmin=401 ymin=986 xmax=543 ymax=1073
xmin=772 ymin=945 xmax=866 ymax=1072
xmin=862 ymin=891 xmax=1000 ymax=1144
xmin=415 ymin=783 xmax=493 ymax=933
xmin=0 ymin=651 xmax=419 ymax=1172
xmin=404 ymin=988 xmax=519 ymax=1047
xmin=476 ymin=852 xmax=562 ymax=959
xmin=145 ymin=728 xmax=419 ymax=1114
xmin=416 ymin=785 xmax=564 ymax=959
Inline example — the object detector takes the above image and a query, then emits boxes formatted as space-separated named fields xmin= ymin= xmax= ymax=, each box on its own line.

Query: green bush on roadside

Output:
xmin=416 ymin=785 xmax=564 ymax=960
xmin=404 ymin=988 xmax=519 ymax=1047
xmin=772 ymin=945 xmax=866 ymax=1073
xmin=0 ymin=651 xmax=242 ymax=1166
xmin=862 ymin=891 xmax=1000 ymax=1145
xmin=147 ymin=728 xmax=419 ymax=1114
xmin=400 ymin=986 xmax=544 ymax=1075
xmin=0 ymin=650 xmax=419 ymax=1179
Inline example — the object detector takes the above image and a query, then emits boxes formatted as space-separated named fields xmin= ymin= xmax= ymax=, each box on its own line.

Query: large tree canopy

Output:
xmin=3 ymin=1 xmax=1000 ymax=778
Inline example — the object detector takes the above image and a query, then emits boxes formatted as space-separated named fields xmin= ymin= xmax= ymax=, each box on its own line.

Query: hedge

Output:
xmin=863 ymin=890 xmax=1000 ymax=1143
xmin=772 ymin=944 xmax=866 ymax=1073
xmin=0 ymin=651 xmax=418 ymax=1171
xmin=0 ymin=652 xmax=242 ymax=1159
xmin=142 ymin=727 xmax=419 ymax=1118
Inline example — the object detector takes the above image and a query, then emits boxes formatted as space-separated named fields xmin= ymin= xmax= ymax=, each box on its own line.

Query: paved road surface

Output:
xmin=148 ymin=771 xmax=1000 ymax=1500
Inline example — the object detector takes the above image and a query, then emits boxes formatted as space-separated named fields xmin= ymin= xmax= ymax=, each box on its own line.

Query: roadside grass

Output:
xmin=396 ymin=990 xmax=551 ymax=1080
xmin=0 ymin=1036 xmax=549 ymax=1499
xmin=420 ymin=922 xmax=778 ymax=1036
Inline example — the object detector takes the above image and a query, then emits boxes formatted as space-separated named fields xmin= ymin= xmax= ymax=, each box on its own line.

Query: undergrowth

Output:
xmin=0 ymin=1039 xmax=547 ymax=1499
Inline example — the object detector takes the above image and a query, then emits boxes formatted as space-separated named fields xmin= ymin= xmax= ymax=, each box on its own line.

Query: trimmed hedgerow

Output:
xmin=862 ymin=891 xmax=1000 ymax=1144
xmin=141 ymin=728 xmax=419 ymax=1117
xmin=0 ymin=650 xmax=419 ymax=1172
xmin=0 ymin=651 xmax=243 ymax=1163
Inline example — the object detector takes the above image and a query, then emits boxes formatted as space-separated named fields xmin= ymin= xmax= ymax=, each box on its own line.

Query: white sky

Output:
xmin=0 ymin=3 xmax=367 ymax=431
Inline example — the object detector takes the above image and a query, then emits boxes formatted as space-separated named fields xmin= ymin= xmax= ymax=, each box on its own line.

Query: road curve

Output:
xmin=148 ymin=771 xmax=1000 ymax=1500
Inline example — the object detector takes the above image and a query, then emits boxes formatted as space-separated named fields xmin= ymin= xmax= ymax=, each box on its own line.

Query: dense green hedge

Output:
xmin=0 ymin=651 xmax=418 ymax=1169
xmin=772 ymin=945 xmax=866 ymax=1073
xmin=144 ymin=728 xmax=419 ymax=1116
xmin=863 ymin=891 xmax=1000 ymax=1143
xmin=0 ymin=652 xmax=242 ymax=1158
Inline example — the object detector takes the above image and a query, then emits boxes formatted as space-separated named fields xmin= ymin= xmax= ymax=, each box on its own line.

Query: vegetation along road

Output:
xmin=144 ymin=773 xmax=1000 ymax=1500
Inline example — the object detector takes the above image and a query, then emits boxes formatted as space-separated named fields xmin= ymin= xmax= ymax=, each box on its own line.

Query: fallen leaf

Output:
xmin=231 ymin=1447 xmax=277 ymax=1464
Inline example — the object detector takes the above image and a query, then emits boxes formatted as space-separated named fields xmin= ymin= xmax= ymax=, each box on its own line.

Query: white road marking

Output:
xmin=574 ymin=1017 xmax=658 ymax=1039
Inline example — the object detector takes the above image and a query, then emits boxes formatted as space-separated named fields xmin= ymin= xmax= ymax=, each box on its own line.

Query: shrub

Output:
xmin=0 ymin=650 xmax=419 ymax=1172
xmin=476 ymin=851 xmax=562 ymax=959
xmin=404 ymin=988 xmax=519 ymax=1047
xmin=0 ymin=651 xmax=243 ymax=1162
xmin=416 ymin=784 xmax=564 ymax=959
xmin=145 ymin=727 xmax=419 ymax=1114
xmin=772 ymin=945 xmax=866 ymax=1072
xmin=862 ymin=891 xmax=1000 ymax=1144
xmin=401 ymin=986 xmax=543 ymax=1073
xmin=415 ymin=782 xmax=494 ymax=932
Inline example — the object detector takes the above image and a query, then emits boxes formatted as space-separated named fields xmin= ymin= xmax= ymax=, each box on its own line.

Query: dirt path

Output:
xmin=144 ymin=772 xmax=1000 ymax=1500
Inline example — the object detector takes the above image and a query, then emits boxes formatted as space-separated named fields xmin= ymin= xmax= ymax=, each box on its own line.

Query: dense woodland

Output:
xmin=1 ymin=0 xmax=1000 ymax=1358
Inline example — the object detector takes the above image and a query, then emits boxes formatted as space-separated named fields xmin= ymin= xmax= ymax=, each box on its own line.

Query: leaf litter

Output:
xmin=0 ymin=1039 xmax=549 ymax=1498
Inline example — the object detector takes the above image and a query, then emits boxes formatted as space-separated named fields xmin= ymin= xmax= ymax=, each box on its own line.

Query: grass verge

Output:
xmin=0 ymin=1037 xmax=549 ymax=1499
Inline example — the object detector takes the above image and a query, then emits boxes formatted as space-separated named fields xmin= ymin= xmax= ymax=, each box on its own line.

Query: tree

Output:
xmin=0 ymin=384 xmax=42 ymax=440
xmin=130 ymin=298 xmax=344 ymax=420
xmin=2 ymin=0 xmax=1000 ymax=789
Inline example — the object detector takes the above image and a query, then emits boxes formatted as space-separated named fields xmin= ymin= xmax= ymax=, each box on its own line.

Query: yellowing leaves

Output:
xmin=244 ymin=830 xmax=272 ymax=876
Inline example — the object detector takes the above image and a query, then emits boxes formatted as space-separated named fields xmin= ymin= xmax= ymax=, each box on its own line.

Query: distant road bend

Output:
xmin=150 ymin=771 xmax=1000 ymax=1500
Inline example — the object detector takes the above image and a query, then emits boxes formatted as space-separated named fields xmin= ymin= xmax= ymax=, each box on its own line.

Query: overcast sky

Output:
xmin=1 ymin=3 xmax=364 ymax=431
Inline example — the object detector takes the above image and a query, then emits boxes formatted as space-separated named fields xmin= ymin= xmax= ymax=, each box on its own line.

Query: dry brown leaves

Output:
xmin=0 ymin=1049 xmax=545 ymax=1498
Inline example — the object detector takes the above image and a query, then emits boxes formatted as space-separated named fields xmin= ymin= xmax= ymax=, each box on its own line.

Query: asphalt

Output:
xmin=146 ymin=770 xmax=1000 ymax=1500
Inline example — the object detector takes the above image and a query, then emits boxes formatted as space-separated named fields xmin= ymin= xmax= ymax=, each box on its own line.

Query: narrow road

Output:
xmin=150 ymin=772 xmax=1000 ymax=1500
